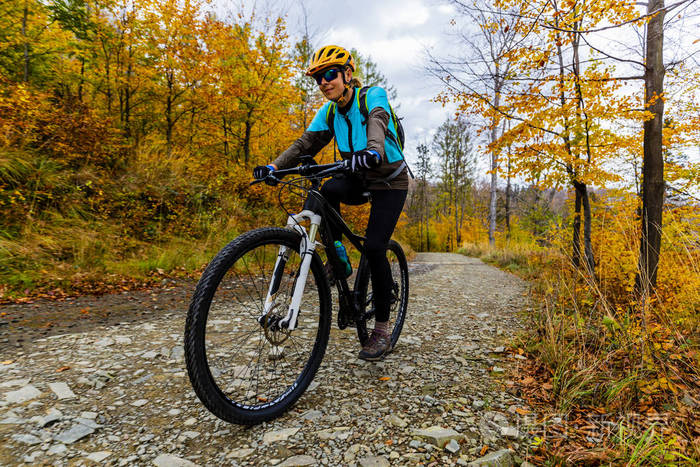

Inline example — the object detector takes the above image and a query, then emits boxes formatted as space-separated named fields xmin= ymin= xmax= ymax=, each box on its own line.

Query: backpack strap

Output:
xmin=382 ymin=161 xmax=407 ymax=184
xmin=325 ymin=102 xmax=337 ymax=137
xmin=388 ymin=105 xmax=403 ymax=151
xmin=358 ymin=86 xmax=370 ymax=124
xmin=325 ymin=102 xmax=338 ymax=161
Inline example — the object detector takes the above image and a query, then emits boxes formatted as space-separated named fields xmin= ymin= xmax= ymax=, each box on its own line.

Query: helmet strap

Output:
xmin=332 ymin=86 xmax=351 ymax=104
xmin=331 ymin=67 xmax=352 ymax=104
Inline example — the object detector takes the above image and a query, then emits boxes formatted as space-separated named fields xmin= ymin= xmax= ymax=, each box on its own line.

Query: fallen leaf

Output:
xmin=378 ymin=376 xmax=391 ymax=381
xmin=515 ymin=407 xmax=530 ymax=415
xmin=542 ymin=382 xmax=553 ymax=390
xmin=56 ymin=366 xmax=71 ymax=372
xmin=480 ymin=445 xmax=489 ymax=456
xmin=1 ymin=360 xmax=13 ymax=364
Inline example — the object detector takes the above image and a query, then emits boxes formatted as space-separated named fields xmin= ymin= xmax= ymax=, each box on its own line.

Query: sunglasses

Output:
xmin=313 ymin=67 xmax=341 ymax=85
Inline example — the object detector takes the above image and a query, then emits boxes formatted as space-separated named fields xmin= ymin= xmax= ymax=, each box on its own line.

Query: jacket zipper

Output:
xmin=342 ymin=114 xmax=354 ymax=153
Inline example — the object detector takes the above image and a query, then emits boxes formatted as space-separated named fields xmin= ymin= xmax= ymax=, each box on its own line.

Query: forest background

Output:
xmin=0 ymin=0 xmax=698 ymax=463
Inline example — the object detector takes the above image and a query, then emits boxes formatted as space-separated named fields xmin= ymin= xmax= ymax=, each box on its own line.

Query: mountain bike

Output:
xmin=183 ymin=158 xmax=409 ymax=425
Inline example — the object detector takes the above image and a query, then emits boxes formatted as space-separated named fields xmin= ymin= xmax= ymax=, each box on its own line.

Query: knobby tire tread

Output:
xmin=184 ymin=227 xmax=331 ymax=425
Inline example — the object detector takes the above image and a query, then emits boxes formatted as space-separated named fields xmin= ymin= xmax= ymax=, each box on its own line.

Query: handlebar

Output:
xmin=250 ymin=159 xmax=350 ymax=186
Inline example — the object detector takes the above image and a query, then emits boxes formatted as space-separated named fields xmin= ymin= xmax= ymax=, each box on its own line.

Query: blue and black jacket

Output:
xmin=272 ymin=86 xmax=408 ymax=190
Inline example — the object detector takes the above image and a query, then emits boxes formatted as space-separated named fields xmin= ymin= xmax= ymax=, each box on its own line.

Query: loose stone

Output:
xmin=263 ymin=427 xmax=300 ymax=444
xmin=47 ymin=443 xmax=67 ymax=456
xmin=501 ymin=426 xmax=519 ymax=439
xmin=445 ymin=439 xmax=461 ymax=453
xmin=48 ymin=382 xmax=76 ymax=400
xmin=359 ymin=455 xmax=390 ymax=467
xmin=226 ymin=448 xmax=255 ymax=459
xmin=153 ymin=454 xmax=199 ymax=466
xmin=12 ymin=434 xmax=42 ymax=445
xmin=466 ymin=449 xmax=514 ymax=467
xmin=54 ymin=423 xmax=95 ymax=444
xmin=86 ymin=451 xmax=112 ymax=462
xmin=413 ymin=426 xmax=463 ymax=449
xmin=276 ymin=454 xmax=317 ymax=466
xmin=5 ymin=384 xmax=41 ymax=404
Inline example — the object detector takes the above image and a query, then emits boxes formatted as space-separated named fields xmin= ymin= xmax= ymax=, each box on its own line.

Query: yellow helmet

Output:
xmin=306 ymin=45 xmax=355 ymax=76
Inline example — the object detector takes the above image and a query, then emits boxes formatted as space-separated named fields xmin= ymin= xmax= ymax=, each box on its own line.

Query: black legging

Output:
xmin=305 ymin=174 xmax=407 ymax=322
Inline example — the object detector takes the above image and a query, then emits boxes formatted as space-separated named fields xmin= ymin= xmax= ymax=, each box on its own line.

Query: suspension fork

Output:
xmin=262 ymin=210 xmax=322 ymax=331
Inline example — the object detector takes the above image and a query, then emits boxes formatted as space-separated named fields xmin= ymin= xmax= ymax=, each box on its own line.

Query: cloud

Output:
xmin=280 ymin=0 xmax=458 ymax=155
xmin=376 ymin=1 xmax=431 ymax=28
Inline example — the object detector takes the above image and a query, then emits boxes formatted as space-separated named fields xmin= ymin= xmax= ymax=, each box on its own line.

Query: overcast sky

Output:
xmin=276 ymin=0 xmax=460 ymax=165
xmin=220 ymin=0 xmax=699 ymax=181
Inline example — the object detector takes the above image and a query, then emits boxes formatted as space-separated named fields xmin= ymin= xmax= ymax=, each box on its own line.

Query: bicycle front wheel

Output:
xmin=355 ymin=240 xmax=409 ymax=350
xmin=184 ymin=227 xmax=332 ymax=425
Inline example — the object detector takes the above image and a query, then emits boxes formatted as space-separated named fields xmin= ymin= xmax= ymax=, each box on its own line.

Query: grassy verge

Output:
xmin=457 ymin=240 xmax=699 ymax=465
xmin=0 ymin=211 xmax=247 ymax=302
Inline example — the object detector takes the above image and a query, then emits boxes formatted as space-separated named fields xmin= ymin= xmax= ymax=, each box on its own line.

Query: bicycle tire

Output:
xmin=184 ymin=227 xmax=332 ymax=425
xmin=355 ymin=240 xmax=409 ymax=350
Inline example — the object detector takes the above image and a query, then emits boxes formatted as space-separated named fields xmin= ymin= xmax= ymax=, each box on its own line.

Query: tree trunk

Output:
xmin=243 ymin=118 xmax=252 ymax=166
xmin=572 ymin=187 xmax=582 ymax=268
xmin=188 ymin=107 xmax=196 ymax=152
xmin=455 ymin=198 xmax=460 ymax=248
xmin=425 ymin=184 xmax=431 ymax=252
xmin=166 ymin=76 xmax=173 ymax=157
xmin=581 ymin=184 xmax=595 ymax=275
xmin=78 ymin=57 xmax=85 ymax=101
xmin=505 ymin=151 xmax=511 ymax=239
xmin=22 ymin=2 xmax=29 ymax=82
xmin=488 ymin=77 xmax=502 ymax=246
xmin=104 ymin=42 xmax=112 ymax=112
xmin=636 ymin=0 xmax=666 ymax=293
xmin=124 ymin=59 xmax=132 ymax=138
xmin=222 ymin=116 xmax=229 ymax=158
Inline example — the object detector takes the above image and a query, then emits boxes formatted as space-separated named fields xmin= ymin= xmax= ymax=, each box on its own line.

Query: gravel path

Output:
xmin=0 ymin=252 xmax=536 ymax=466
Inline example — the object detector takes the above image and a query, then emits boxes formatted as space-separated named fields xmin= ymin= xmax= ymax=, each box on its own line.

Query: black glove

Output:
xmin=350 ymin=150 xmax=381 ymax=172
xmin=253 ymin=164 xmax=275 ymax=180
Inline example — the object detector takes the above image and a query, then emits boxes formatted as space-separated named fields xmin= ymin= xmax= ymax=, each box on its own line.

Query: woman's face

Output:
xmin=316 ymin=67 xmax=352 ymax=101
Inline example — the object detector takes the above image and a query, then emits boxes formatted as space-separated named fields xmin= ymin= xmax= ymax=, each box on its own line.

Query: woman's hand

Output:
xmin=253 ymin=164 xmax=277 ymax=179
xmin=350 ymin=150 xmax=381 ymax=172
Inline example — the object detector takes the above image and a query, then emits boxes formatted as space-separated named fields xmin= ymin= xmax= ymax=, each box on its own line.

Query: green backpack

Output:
xmin=325 ymin=86 xmax=406 ymax=152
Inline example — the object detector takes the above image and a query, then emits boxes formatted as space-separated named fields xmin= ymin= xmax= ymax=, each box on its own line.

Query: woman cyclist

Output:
xmin=253 ymin=45 xmax=408 ymax=361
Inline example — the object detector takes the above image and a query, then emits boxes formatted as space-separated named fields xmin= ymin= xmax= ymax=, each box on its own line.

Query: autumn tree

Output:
xmin=433 ymin=116 xmax=476 ymax=250
xmin=414 ymin=142 xmax=433 ymax=251
xmin=428 ymin=0 xmax=520 ymax=247
xmin=636 ymin=0 xmax=666 ymax=293
xmin=142 ymin=0 xmax=207 ymax=157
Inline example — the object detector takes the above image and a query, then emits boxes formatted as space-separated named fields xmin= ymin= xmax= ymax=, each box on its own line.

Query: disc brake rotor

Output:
xmin=263 ymin=303 xmax=291 ymax=345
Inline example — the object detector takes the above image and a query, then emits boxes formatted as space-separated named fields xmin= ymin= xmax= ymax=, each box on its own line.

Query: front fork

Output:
xmin=260 ymin=210 xmax=322 ymax=331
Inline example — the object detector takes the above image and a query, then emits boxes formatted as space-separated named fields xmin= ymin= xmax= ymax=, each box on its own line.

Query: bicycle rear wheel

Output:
xmin=184 ymin=227 xmax=331 ymax=425
xmin=355 ymin=240 xmax=409 ymax=350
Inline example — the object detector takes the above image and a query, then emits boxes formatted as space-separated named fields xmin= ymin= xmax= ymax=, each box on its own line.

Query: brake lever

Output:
xmin=264 ymin=174 xmax=281 ymax=186
xmin=249 ymin=173 xmax=281 ymax=186
xmin=316 ymin=161 xmax=351 ymax=179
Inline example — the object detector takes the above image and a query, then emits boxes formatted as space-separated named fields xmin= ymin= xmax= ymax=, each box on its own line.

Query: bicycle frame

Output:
xmin=262 ymin=183 xmax=367 ymax=331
